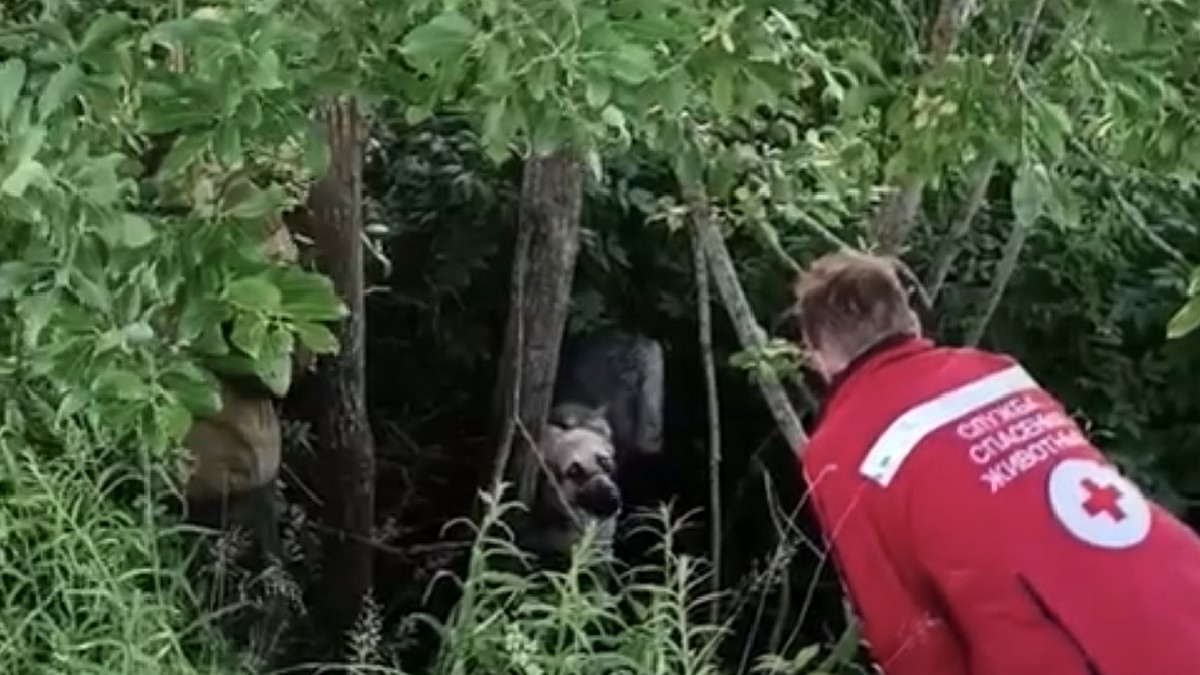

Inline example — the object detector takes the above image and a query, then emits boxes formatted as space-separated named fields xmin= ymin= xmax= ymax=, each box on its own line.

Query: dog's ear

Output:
xmin=583 ymin=406 xmax=612 ymax=440
xmin=542 ymin=422 xmax=566 ymax=457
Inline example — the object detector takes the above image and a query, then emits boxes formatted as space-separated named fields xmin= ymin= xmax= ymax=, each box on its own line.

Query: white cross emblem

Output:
xmin=1046 ymin=458 xmax=1151 ymax=550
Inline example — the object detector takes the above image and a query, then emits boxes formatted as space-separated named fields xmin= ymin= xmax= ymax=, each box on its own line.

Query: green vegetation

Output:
xmin=1 ymin=0 xmax=1199 ymax=673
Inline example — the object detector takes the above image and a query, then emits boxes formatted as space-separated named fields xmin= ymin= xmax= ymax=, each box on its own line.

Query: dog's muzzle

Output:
xmin=576 ymin=476 xmax=622 ymax=519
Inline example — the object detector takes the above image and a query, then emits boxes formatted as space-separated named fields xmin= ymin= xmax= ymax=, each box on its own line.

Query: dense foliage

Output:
xmin=1 ymin=0 xmax=1199 ymax=673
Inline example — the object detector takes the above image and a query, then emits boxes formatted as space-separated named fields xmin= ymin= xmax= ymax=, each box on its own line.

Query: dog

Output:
xmin=521 ymin=403 xmax=624 ymax=561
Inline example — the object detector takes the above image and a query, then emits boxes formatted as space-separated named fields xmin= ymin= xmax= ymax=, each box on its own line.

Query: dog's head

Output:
xmin=542 ymin=403 xmax=622 ymax=521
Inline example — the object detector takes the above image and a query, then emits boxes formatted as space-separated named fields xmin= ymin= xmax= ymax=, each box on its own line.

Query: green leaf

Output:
xmin=607 ymin=44 xmax=656 ymax=85
xmin=303 ymin=125 xmax=330 ymax=176
xmin=660 ymin=75 xmax=689 ymax=115
xmin=238 ymin=95 xmax=263 ymax=128
xmin=399 ymin=11 xmax=477 ymax=73
xmin=224 ymin=276 xmax=282 ymax=311
xmin=140 ymin=105 xmax=211 ymax=134
xmin=160 ymin=399 xmax=194 ymax=443
xmin=70 ymin=270 xmax=111 ymax=312
xmin=841 ymin=84 xmax=878 ymax=118
xmin=159 ymin=133 xmax=210 ymax=176
xmin=222 ymin=182 xmax=284 ymax=220
xmin=711 ymin=70 xmax=735 ymax=116
xmin=215 ymin=124 xmax=243 ymax=166
xmin=122 ymin=322 xmax=155 ymax=344
xmin=80 ymin=13 xmax=132 ymax=55
xmin=249 ymin=49 xmax=283 ymax=90
xmin=1187 ymin=267 xmax=1200 ymax=297
xmin=57 ymin=390 xmax=89 ymax=423
xmin=15 ymin=122 xmax=44 ymax=162
xmin=193 ymin=323 xmax=230 ymax=355
xmin=844 ymin=46 xmax=885 ymax=82
xmin=116 ymin=213 xmax=155 ymax=248
xmin=1167 ymin=297 xmax=1200 ymax=339
xmin=179 ymin=298 xmax=231 ymax=343
xmin=93 ymin=369 xmax=144 ymax=401
xmin=482 ymin=97 xmax=509 ymax=155
xmin=0 ymin=261 xmax=31 ymax=300
xmin=0 ymin=59 xmax=27 ymax=123
xmin=0 ymin=159 xmax=46 ymax=198
xmin=202 ymin=352 xmax=259 ymax=382
xmin=600 ymin=105 xmax=625 ymax=130
xmin=20 ymin=291 xmax=58 ymax=347
xmin=255 ymin=328 xmax=294 ymax=396
xmin=1010 ymin=165 xmax=1045 ymax=227
xmin=37 ymin=63 xmax=83 ymax=119
xmin=295 ymin=321 xmax=339 ymax=354
xmin=160 ymin=361 xmax=222 ymax=416
xmin=275 ymin=268 xmax=346 ymax=321
xmin=230 ymin=312 xmax=269 ymax=359
xmin=585 ymin=76 xmax=612 ymax=109
xmin=1098 ymin=0 xmax=1146 ymax=52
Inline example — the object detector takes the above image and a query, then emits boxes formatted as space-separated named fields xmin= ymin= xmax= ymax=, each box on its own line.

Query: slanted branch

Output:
xmin=686 ymin=191 xmax=807 ymax=454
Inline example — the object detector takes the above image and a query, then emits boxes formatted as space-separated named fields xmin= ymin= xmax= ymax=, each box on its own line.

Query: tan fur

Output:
xmin=181 ymin=379 xmax=282 ymax=500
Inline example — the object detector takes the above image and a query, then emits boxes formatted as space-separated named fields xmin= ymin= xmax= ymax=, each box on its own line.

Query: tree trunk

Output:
xmin=303 ymin=97 xmax=376 ymax=649
xmin=490 ymin=151 xmax=584 ymax=506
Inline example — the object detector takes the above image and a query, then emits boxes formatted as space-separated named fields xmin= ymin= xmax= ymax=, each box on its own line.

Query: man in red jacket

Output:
xmin=791 ymin=250 xmax=1200 ymax=675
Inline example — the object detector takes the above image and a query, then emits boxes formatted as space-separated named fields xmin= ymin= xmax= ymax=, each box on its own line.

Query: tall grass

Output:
xmin=413 ymin=486 xmax=862 ymax=675
xmin=0 ymin=384 xmax=243 ymax=674
xmin=423 ymin=487 xmax=724 ymax=675
xmin=0 ymin=388 xmax=860 ymax=675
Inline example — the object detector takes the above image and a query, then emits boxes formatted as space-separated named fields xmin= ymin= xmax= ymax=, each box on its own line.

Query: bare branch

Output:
xmin=692 ymin=220 xmax=724 ymax=629
xmin=687 ymin=191 xmax=807 ymax=453
xmin=965 ymin=217 xmax=1029 ymax=347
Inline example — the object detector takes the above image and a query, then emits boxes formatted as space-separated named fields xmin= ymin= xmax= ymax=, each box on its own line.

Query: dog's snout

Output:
xmin=577 ymin=478 xmax=622 ymax=518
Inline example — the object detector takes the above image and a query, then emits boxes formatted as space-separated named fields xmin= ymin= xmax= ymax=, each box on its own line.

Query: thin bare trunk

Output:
xmin=303 ymin=97 xmax=376 ymax=649
xmin=692 ymin=223 xmax=723 ymax=627
xmin=687 ymin=191 xmax=807 ymax=453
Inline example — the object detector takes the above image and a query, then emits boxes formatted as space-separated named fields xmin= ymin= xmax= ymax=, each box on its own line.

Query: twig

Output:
xmin=488 ymin=221 xmax=530 ymax=501
xmin=927 ymin=158 xmax=995 ymax=302
xmin=692 ymin=220 xmax=723 ymax=628
xmin=965 ymin=213 xmax=1029 ymax=346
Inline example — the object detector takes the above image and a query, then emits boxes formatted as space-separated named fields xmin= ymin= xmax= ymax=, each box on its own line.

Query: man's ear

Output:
xmin=908 ymin=308 xmax=923 ymax=337
xmin=807 ymin=349 xmax=833 ymax=384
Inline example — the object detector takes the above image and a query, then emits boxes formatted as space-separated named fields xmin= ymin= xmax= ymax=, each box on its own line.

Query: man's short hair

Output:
xmin=792 ymin=250 xmax=918 ymax=360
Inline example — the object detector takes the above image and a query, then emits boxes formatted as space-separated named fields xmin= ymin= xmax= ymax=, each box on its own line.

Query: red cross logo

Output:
xmin=1080 ymin=478 xmax=1126 ymax=522
xmin=1049 ymin=459 xmax=1150 ymax=549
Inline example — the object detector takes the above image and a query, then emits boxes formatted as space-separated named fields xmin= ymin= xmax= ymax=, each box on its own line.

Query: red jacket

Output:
xmin=801 ymin=335 xmax=1200 ymax=675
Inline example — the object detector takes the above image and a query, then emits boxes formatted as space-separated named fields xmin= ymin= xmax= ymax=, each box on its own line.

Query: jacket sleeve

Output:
xmin=803 ymin=461 xmax=967 ymax=675
xmin=908 ymin=492 xmax=1097 ymax=675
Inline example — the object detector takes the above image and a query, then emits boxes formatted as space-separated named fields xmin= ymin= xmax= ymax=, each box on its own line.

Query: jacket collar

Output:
xmin=809 ymin=332 xmax=931 ymax=431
